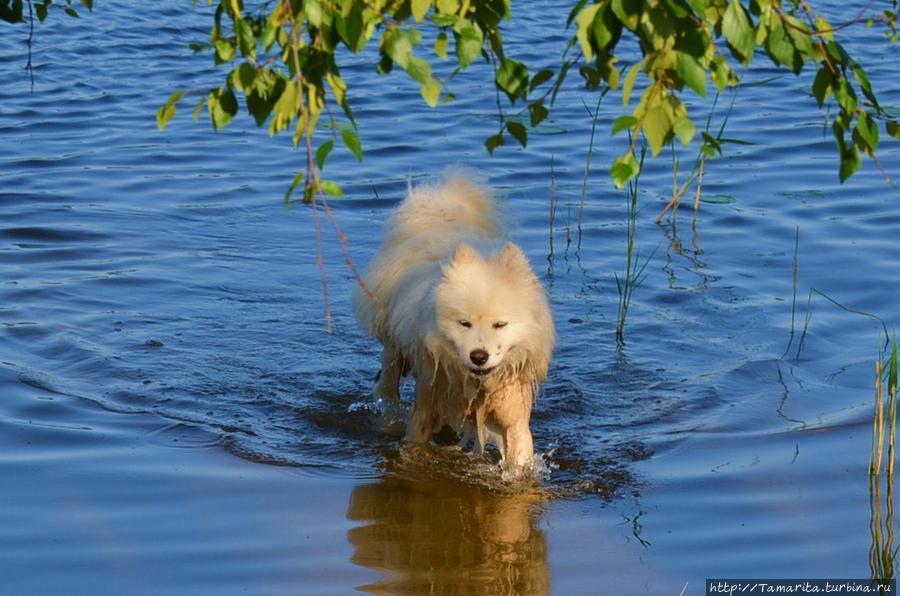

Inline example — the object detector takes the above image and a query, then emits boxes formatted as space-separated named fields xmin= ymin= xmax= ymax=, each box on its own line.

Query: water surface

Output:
xmin=1 ymin=1 xmax=899 ymax=593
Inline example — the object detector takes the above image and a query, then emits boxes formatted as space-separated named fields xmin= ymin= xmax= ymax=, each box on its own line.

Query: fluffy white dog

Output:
xmin=353 ymin=174 xmax=555 ymax=475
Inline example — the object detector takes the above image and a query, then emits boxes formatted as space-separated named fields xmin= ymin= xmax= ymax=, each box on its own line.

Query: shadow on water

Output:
xmin=347 ymin=475 xmax=549 ymax=595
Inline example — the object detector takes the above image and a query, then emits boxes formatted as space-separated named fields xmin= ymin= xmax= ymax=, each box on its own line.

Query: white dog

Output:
xmin=353 ymin=174 xmax=555 ymax=475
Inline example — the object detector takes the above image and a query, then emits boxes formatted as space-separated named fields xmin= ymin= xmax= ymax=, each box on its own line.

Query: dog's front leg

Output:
xmin=498 ymin=384 xmax=535 ymax=477
xmin=405 ymin=378 xmax=435 ymax=443
xmin=374 ymin=343 xmax=403 ymax=404
xmin=503 ymin=418 xmax=534 ymax=477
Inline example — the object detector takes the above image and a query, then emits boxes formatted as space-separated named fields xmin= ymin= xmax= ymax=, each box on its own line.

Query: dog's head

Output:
xmin=434 ymin=242 xmax=548 ymax=380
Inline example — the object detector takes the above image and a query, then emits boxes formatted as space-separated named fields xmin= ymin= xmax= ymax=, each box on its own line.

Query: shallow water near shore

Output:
xmin=2 ymin=1 xmax=900 ymax=593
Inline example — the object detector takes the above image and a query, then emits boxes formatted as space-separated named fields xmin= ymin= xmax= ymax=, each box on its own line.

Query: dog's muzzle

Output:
xmin=469 ymin=366 xmax=495 ymax=377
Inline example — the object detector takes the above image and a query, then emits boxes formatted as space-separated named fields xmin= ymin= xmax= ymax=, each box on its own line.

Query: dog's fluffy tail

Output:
xmin=353 ymin=171 xmax=504 ymax=340
xmin=386 ymin=171 xmax=503 ymax=248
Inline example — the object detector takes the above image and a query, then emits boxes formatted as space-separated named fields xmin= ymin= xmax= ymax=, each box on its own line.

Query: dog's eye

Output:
xmin=458 ymin=320 xmax=472 ymax=328
xmin=492 ymin=321 xmax=508 ymax=329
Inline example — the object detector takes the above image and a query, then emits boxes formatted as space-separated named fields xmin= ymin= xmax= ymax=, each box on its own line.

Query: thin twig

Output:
xmin=309 ymin=193 xmax=332 ymax=333
xmin=26 ymin=0 xmax=35 ymax=92
xmin=316 ymin=190 xmax=377 ymax=305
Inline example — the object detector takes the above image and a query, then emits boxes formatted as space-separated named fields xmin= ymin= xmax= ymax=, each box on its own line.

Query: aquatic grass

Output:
xmin=781 ymin=233 xmax=889 ymax=361
xmin=615 ymin=142 xmax=651 ymax=347
xmin=869 ymin=339 xmax=899 ymax=583
xmin=781 ymin=227 xmax=800 ymax=359
xmin=547 ymin=156 xmax=557 ymax=269
xmin=577 ymin=89 xmax=609 ymax=254
xmin=871 ymin=339 xmax=898 ymax=477
xmin=791 ymin=288 xmax=890 ymax=360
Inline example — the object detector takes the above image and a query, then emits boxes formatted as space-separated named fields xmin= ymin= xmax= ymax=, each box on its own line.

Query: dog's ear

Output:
xmin=449 ymin=243 xmax=478 ymax=265
xmin=497 ymin=242 xmax=531 ymax=272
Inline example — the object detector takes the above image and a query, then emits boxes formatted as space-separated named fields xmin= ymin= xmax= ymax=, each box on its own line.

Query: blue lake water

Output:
xmin=1 ymin=1 xmax=899 ymax=593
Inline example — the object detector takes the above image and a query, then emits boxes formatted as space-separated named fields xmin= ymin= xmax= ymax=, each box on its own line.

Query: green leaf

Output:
xmin=156 ymin=90 xmax=183 ymax=130
xmin=431 ymin=12 xmax=457 ymax=26
xmin=209 ymin=87 xmax=238 ymax=130
xmin=435 ymin=31 xmax=448 ymax=58
xmin=887 ymin=120 xmax=900 ymax=141
xmin=529 ymin=101 xmax=549 ymax=127
xmin=340 ymin=126 xmax=364 ymax=161
xmin=611 ymin=114 xmax=638 ymax=135
xmin=35 ymin=2 xmax=47 ymax=21
xmin=506 ymin=121 xmax=527 ymax=147
xmin=0 ymin=0 xmax=24 ymax=23
xmin=529 ymin=69 xmax=555 ymax=92
xmin=838 ymin=145 xmax=861 ymax=182
xmin=262 ymin=23 xmax=277 ymax=50
xmin=496 ymin=59 xmax=529 ymax=103
xmin=852 ymin=63 xmax=879 ymax=110
xmin=642 ymin=105 xmax=672 ymax=156
xmin=673 ymin=116 xmax=696 ymax=145
xmin=383 ymin=27 xmax=413 ymax=69
xmin=834 ymin=79 xmax=858 ymax=115
xmin=316 ymin=140 xmax=335 ymax=170
xmin=723 ymin=0 xmax=755 ymax=64
xmin=320 ymin=180 xmax=345 ymax=197
xmin=306 ymin=0 xmax=323 ymax=27
xmin=232 ymin=62 xmax=256 ymax=91
xmin=485 ymin=133 xmax=504 ymax=155
xmin=337 ymin=2 xmax=364 ymax=51
xmin=285 ymin=171 xmax=304 ymax=203
xmin=593 ymin=3 xmax=622 ymax=52
xmin=622 ymin=61 xmax=641 ymax=107
xmin=611 ymin=0 xmax=642 ymax=31
xmin=421 ymin=78 xmax=441 ymax=107
xmin=64 ymin=7 xmax=79 ymax=18
xmin=246 ymin=90 xmax=275 ymax=127
xmin=811 ymin=65 xmax=833 ymax=107
xmin=81 ymin=0 xmax=93 ymax=10
xmin=235 ymin=17 xmax=256 ymax=59
xmin=412 ymin=0 xmax=430 ymax=22
xmin=575 ymin=4 xmax=602 ymax=61
xmin=272 ymin=81 xmax=298 ymax=133
xmin=567 ymin=0 xmax=590 ymax=26
xmin=783 ymin=15 xmax=814 ymax=62
xmin=579 ymin=65 xmax=601 ymax=89
xmin=710 ymin=54 xmax=738 ymax=91
xmin=765 ymin=17 xmax=799 ymax=72
xmin=611 ymin=151 xmax=640 ymax=188
xmin=853 ymin=111 xmax=879 ymax=156
xmin=675 ymin=51 xmax=706 ymax=96
xmin=406 ymin=56 xmax=432 ymax=84
xmin=455 ymin=24 xmax=483 ymax=69
xmin=701 ymin=131 xmax=722 ymax=155
xmin=214 ymin=39 xmax=236 ymax=62
xmin=661 ymin=0 xmax=690 ymax=18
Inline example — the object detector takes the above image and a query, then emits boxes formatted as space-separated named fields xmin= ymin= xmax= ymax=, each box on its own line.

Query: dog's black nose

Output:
xmin=469 ymin=349 xmax=489 ymax=366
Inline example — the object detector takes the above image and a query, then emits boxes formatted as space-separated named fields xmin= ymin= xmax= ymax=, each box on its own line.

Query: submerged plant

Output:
xmin=869 ymin=338 xmax=899 ymax=583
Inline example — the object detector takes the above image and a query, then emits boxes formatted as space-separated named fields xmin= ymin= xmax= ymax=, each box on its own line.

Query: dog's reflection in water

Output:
xmin=347 ymin=476 xmax=549 ymax=594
